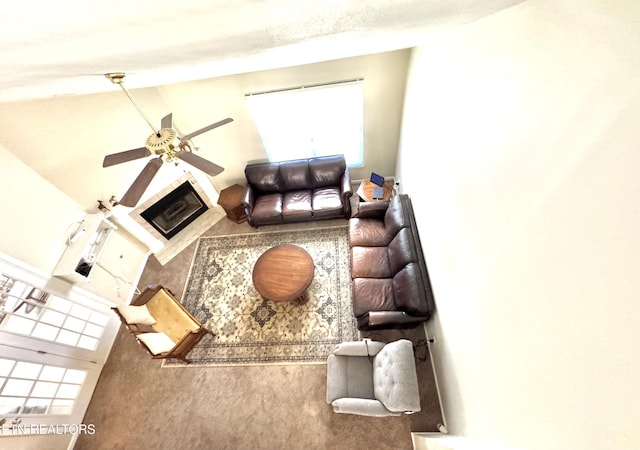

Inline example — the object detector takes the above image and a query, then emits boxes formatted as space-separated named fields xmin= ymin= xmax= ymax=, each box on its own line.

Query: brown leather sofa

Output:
xmin=242 ymin=155 xmax=352 ymax=226
xmin=348 ymin=194 xmax=435 ymax=330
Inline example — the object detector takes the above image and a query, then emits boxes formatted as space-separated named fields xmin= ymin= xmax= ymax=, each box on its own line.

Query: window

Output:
xmin=0 ymin=274 xmax=109 ymax=351
xmin=0 ymin=254 xmax=119 ymax=432
xmin=0 ymin=358 xmax=86 ymax=417
xmin=246 ymin=79 xmax=364 ymax=166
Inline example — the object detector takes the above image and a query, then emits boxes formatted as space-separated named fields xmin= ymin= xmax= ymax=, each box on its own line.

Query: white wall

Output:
xmin=0 ymin=51 xmax=410 ymax=212
xmin=397 ymin=1 xmax=640 ymax=449
xmin=0 ymin=145 xmax=85 ymax=273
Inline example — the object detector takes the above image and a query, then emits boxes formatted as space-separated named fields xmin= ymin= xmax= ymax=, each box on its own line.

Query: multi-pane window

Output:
xmin=0 ymin=358 xmax=86 ymax=416
xmin=246 ymin=79 xmax=364 ymax=166
xmin=0 ymin=274 xmax=109 ymax=351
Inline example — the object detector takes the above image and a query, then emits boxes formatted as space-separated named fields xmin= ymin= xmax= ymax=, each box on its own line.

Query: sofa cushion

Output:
xmin=349 ymin=218 xmax=389 ymax=247
xmin=384 ymin=194 xmax=411 ymax=239
xmin=251 ymin=193 xmax=283 ymax=223
xmin=351 ymin=247 xmax=392 ymax=279
xmin=352 ymin=278 xmax=396 ymax=318
xmin=387 ymin=228 xmax=418 ymax=275
xmin=280 ymin=160 xmax=310 ymax=191
xmin=245 ymin=163 xmax=282 ymax=193
xmin=392 ymin=263 xmax=431 ymax=317
xmin=309 ymin=155 xmax=345 ymax=188
xmin=282 ymin=190 xmax=312 ymax=219
xmin=312 ymin=187 xmax=343 ymax=218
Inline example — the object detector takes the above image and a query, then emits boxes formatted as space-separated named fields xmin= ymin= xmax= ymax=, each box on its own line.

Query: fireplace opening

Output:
xmin=141 ymin=181 xmax=208 ymax=240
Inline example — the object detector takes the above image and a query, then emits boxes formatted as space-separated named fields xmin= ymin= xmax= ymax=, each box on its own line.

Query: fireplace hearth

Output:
xmin=140 ymin=181 xmax=208 ymax=240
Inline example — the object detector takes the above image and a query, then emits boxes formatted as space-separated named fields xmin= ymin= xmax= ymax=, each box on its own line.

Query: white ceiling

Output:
xmin=0 ymin=0 xmax=525 ymax=212
xmin=0 ymin=0 xmax=524 ymax=102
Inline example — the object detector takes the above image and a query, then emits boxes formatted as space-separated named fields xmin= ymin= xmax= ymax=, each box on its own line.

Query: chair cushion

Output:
xmin=326 ymin=354 xmax=375 ymax=403
xmin=312 ymin=187 xmax=343 ymax=218
xmin=351 ymin=278 xmax=396 ymax=318
xmin=372 ymin=340 xmax=421 ymax=413
xmin=282 ymin=190 xmax=312 ymax=219
xmin=137 ymin=332 xmax=176 ymax=355
xmin=350 ymin=247 xmax=391 ymax=279
xmin=145 ymin=289 xmax=200 ymax=342
xmin=117 ymin=304 xmax=156 ymax=325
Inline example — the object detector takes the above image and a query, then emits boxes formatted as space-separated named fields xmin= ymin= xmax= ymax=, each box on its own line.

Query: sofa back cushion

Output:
xmin=392 ymin=263 xmax=431 ymax=317
xmin=245 ymin=163 xmax=282 ymax=193
xmin=384 ymin=194 xmax=411 ymax=238
xmin=280 ymin=159 xmax=311 ymax=191
xmin=387 ymin=228 xmax=418 ymax=275
xmin=309 ymin=155 xmax=346 ymax=188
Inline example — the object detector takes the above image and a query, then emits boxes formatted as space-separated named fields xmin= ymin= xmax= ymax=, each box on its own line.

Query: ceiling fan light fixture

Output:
xmin=144 ymin=128 xmax=179 ymax=154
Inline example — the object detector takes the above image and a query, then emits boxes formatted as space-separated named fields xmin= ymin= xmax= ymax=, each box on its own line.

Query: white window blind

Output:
xmin=246 ymin=80 xmax=364 ymax=166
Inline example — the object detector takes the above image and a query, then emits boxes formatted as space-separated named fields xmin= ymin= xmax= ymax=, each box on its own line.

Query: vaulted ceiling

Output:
xmin=0 ymin=0 xmax=525 ymax=210
xmin=1 ymin=0 xmax=524 ymax=101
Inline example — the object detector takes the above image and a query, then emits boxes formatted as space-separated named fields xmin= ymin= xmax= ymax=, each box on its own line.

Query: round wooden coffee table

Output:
xmin=252 ymin=244 xmax=315 ymax=304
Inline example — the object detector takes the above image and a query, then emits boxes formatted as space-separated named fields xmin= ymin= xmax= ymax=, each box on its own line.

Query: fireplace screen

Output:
xmin=141 ymin=181 xmax=208 ymax=240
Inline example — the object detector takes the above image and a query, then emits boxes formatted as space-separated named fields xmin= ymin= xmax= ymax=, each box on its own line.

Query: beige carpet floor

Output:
xmin=75 ymin=214 xmax=443 ymax=450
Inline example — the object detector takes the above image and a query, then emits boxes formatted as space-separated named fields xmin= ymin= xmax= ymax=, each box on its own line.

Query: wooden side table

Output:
xmin=356 ymin=180 xmax=395 ymax=202
xmin=217 ymin=184 xmax=247 ymax=224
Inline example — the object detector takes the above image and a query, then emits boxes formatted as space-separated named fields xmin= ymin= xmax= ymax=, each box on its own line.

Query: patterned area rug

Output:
xmin=163 ymin=226 xmax=359 ymax=367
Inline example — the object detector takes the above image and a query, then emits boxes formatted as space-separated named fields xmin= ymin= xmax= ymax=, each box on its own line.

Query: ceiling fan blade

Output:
xmin=181 ymin=118 xmax=233 ymax=140
xmin=176 ymin=151 xmax=224 ymax=176
xmin=103 ymin=147 xmax=151 ymax=167
xmin=160 ymin=113 xmax=173 ymax=130
xmin=119 ymin=157 xmax=163 ymax=207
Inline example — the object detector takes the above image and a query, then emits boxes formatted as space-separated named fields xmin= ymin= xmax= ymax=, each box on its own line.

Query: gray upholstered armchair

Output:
xmin=326 ymin=339 xmax=421 ymax=417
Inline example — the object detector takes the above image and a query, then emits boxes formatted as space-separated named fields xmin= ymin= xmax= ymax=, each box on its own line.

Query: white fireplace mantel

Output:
xmin=107 ymin=168 xmax=224 ymax=262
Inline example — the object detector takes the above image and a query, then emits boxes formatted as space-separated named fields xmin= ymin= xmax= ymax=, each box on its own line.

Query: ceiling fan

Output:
xmin=102 ymin=72 xmax=233 ymax=207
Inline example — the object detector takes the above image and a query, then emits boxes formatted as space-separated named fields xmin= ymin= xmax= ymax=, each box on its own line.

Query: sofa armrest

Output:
xmin=364 ymin=311 xmax=430 ymax=329
xmin=341 ymin=168 xmax=352 ymax=197
xmin=353 ymin=201 xmax=388 ymax=219
xmin=242 ymin=185 xmax=255 ymax=210
xmin=330 ymin=398 xmax=398 ymax=417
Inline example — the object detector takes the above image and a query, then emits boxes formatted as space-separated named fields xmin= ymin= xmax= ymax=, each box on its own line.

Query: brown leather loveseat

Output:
xmin=242 ymin=155 xmax=352 ymax=226
xmin=348 ymin=194 xmax=435 ymax=330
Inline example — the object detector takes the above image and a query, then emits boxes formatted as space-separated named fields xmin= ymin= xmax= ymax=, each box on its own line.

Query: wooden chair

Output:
xmin=113 ymin=286 xmax=212 ymax=363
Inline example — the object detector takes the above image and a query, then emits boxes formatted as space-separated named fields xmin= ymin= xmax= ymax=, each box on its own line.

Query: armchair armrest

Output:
xmin=330 ymin=398 xmax=398 ymax=417
xmin=331 ymin=339 xmax=385 ymax=357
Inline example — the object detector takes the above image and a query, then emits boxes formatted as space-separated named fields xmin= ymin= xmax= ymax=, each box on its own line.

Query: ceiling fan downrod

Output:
xmin=105 ymin=73 xmax=160 ymax=136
